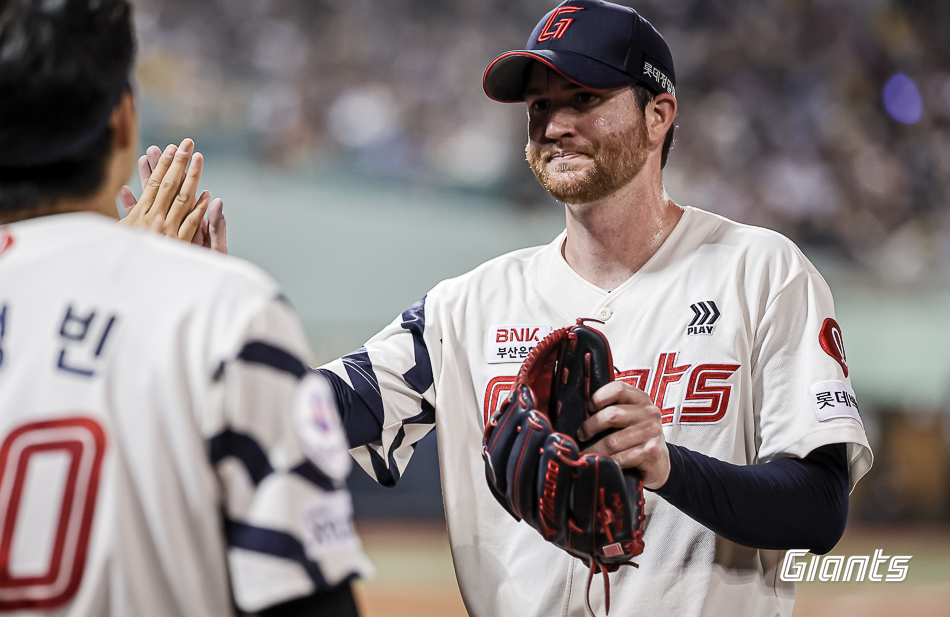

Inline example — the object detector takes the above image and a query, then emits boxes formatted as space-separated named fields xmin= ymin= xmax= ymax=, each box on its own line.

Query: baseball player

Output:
xmin=318 ymin=1 xmax=872 ymax=616
xmin=0 ymin=1 xmax=370 ymax=615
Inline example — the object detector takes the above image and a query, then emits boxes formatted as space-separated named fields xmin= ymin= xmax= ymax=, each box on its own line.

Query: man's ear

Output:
xmin=646 ymin=93 xmax=676 ymax=147
xmin=110 ymin=90 xmax=137 ymax=152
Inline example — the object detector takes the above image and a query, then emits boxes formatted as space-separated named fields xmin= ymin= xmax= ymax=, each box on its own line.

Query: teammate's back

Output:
xmin=0 ymin=216 xmax=369 ymax=615
xmin=0 ymin=1 xmax=369 ymax=615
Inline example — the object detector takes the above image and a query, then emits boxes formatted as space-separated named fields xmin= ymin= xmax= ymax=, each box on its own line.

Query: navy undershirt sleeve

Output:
xmin=317 ymin=368 xmax=383 ymax=448
xmin=651 ymin=442 xmax=850 ymax=554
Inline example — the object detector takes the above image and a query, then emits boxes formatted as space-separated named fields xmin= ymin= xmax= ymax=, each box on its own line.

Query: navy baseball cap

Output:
xmin=483 ymin=0 xmax=675 ymax=103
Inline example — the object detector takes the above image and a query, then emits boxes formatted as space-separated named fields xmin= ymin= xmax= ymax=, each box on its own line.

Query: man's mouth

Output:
xmin=544 ymin=150 xmax=590 ymax=163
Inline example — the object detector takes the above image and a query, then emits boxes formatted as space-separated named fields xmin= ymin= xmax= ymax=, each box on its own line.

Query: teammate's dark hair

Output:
xmin=0 ymin=0 xmax=134 ymax=216
xmin=633 ymin=85 xmax=675 ymax=169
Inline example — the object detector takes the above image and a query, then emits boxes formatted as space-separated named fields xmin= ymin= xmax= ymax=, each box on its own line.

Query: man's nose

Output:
xmin=544 ymin=108 xmax=576 ymax=141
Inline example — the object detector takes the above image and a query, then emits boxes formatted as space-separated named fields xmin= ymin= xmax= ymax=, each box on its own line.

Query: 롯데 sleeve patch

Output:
xmin=811 ymin=380 xmax=862 ymax=425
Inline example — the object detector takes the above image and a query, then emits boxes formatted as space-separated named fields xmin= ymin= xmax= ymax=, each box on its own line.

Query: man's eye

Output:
xmin=530 ymin=100 xmax=549 ymax=113
xmin=575 ymin=93 xmax=596 ymax=105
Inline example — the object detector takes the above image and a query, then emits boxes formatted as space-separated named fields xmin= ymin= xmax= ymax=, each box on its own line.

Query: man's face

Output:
xmin=524 ymin=64 xmax=649 ymax=204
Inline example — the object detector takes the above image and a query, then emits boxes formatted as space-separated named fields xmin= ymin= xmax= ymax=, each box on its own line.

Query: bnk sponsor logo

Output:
xmin=780 ymin=549 xmax=911 ymax=582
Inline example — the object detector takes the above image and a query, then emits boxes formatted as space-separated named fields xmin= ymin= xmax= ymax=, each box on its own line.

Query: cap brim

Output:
xmin=483 ymin=49 xmax=638 ymax=102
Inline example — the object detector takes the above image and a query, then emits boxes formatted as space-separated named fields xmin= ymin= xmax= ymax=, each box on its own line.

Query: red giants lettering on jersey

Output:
xmin=819 ymin=318 xmax=848 ymax=377
xmin=483 ymin=375 xmax=518 ymax=425
xmin=483 ymin=354 xmax=740 ymax=426
xmin=649 ymin=353 xmax=691 ymax=423
xmin=680 ymin=364 xmax=741 ymax=423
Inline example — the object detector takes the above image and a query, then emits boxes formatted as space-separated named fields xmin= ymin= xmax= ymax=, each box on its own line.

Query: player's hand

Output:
xmin=578 ymin=381 xmax=671 ymax=491
xmin=118 ymin=139 xmax=227 ymax=253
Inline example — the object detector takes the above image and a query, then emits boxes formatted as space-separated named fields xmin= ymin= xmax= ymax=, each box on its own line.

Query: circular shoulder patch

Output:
xmin=293 ymin=373 xmax=353 ymax=481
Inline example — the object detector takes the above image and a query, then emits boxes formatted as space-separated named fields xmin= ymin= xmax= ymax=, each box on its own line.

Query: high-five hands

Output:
xmin=118 ymin=138 xmax=227 ymax=254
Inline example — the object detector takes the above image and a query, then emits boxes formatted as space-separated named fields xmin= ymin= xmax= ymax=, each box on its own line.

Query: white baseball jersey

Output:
xmin=0 ymin=213 xmax=371 ymax=616
xmin=322 ymin=206 xmax=872 ymax=617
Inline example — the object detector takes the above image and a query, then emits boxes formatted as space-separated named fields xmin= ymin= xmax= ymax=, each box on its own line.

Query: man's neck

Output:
xmin=562 ymin=174 xmax=683 ymax=292
xmin=0 ymin=192 xmax=119 ymax=225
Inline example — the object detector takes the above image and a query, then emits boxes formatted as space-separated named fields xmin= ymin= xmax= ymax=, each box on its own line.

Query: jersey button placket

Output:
xmin=598 ymin=307 xmax=613 ymax=321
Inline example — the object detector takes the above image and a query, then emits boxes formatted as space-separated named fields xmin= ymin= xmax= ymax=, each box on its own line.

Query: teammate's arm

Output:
xmin=317 ymin=295 xmax=439 ymax=487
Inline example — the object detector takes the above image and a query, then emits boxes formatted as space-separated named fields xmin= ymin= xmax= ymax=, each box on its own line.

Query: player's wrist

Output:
xmin=646 ymin=442 xmax=682 ymax=494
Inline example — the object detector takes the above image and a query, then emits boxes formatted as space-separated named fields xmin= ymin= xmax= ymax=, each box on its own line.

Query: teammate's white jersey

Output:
xmin=322 ymin=206 xmax=872 ymax=617
xmin=0 ymin=213 xmax=371 ymax=616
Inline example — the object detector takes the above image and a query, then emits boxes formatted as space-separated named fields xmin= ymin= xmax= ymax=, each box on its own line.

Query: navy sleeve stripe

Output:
xmin=224 ymin=518 xmax=329 ymax=590
xmin=341 ymin=357 xmax=382 ymax=397
xmin=317 ymin=368 xmax=385 ymax=448
xmin=339 ymin=349 xmax=387 ymax=429
xmin=400 ymin=296 xmax=434 ymax=395
xmin=368 ymin=440 xmax=400 ymax=487
xmin=405 ymin=399 xmax=436 ymax=427
xmin=291 ymin=461 xmax=336 ymax=492
xmin=209 ymin=429 xmax=274 ymax=485
xmin=238 ymin=341 xmax=307 ymax=380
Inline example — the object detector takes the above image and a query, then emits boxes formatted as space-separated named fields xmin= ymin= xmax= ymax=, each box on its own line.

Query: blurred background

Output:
xmin=128 ymin=0 xmax=950 ymax=614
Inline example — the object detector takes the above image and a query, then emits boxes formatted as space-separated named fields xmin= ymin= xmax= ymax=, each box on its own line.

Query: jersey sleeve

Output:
xmin=207 ymin=296 xmax=373 ymax=613
xmin=318 ymin=295 xmax=440 ymax=487
xmin=751 ymin=248 xmax=872 ymax=491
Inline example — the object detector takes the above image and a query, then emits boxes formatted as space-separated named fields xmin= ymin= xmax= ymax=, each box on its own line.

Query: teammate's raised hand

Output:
xmin=119 ymin=138 xmax=208 ymax=241
xmin=579 ymin=381 xmax=672 ymax=490
xmin=119 ymin=138 xmax=227 ymax=253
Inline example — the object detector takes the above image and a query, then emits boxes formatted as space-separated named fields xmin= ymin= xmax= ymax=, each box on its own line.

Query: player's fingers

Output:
xmin=178 ymin=190 xmax=210 ymax=242
xmin=187 ymin=190 xmax=210 ymax=246
xmin=581 ymin=421 xmax=650 ymax=455
xmin=146 ymin=144 xmax=162 ymax=173
xmin=137 ymin=154 xmax=151 ymax=189
xmin=137 ymin=145 xmax=162 ymax=189
xmin=577 ymin=399 xmax=661 ymax=442
xmin=137 ymin=143 xmax=178 ymax=221
xmin=191 ymin=217 xmax=210 ymax=248
xmin=164 ymin=149 xmax=202 ymax=233
xmin=590 ymin=380 xmax=651 ymax=410
xmin=151 ymin=138 xmax=194 ymax=227
xmin=207 ymin=198 xmax=227 ymax=254
xmin=118 ymin=186 xmax=137 ymax=215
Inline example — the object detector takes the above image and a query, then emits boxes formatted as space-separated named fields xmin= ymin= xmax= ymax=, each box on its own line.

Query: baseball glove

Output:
xmin=482 ymin=319 xmax=645 ymax=615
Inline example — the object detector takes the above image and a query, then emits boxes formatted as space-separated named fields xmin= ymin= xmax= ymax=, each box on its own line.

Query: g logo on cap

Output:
xmin=537 ymin=6 xmax=584 ymax=42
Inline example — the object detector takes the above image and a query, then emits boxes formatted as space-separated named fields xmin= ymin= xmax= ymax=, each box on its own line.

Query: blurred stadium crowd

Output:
xmin=132 ymin=0 xmax=950 ymax=279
